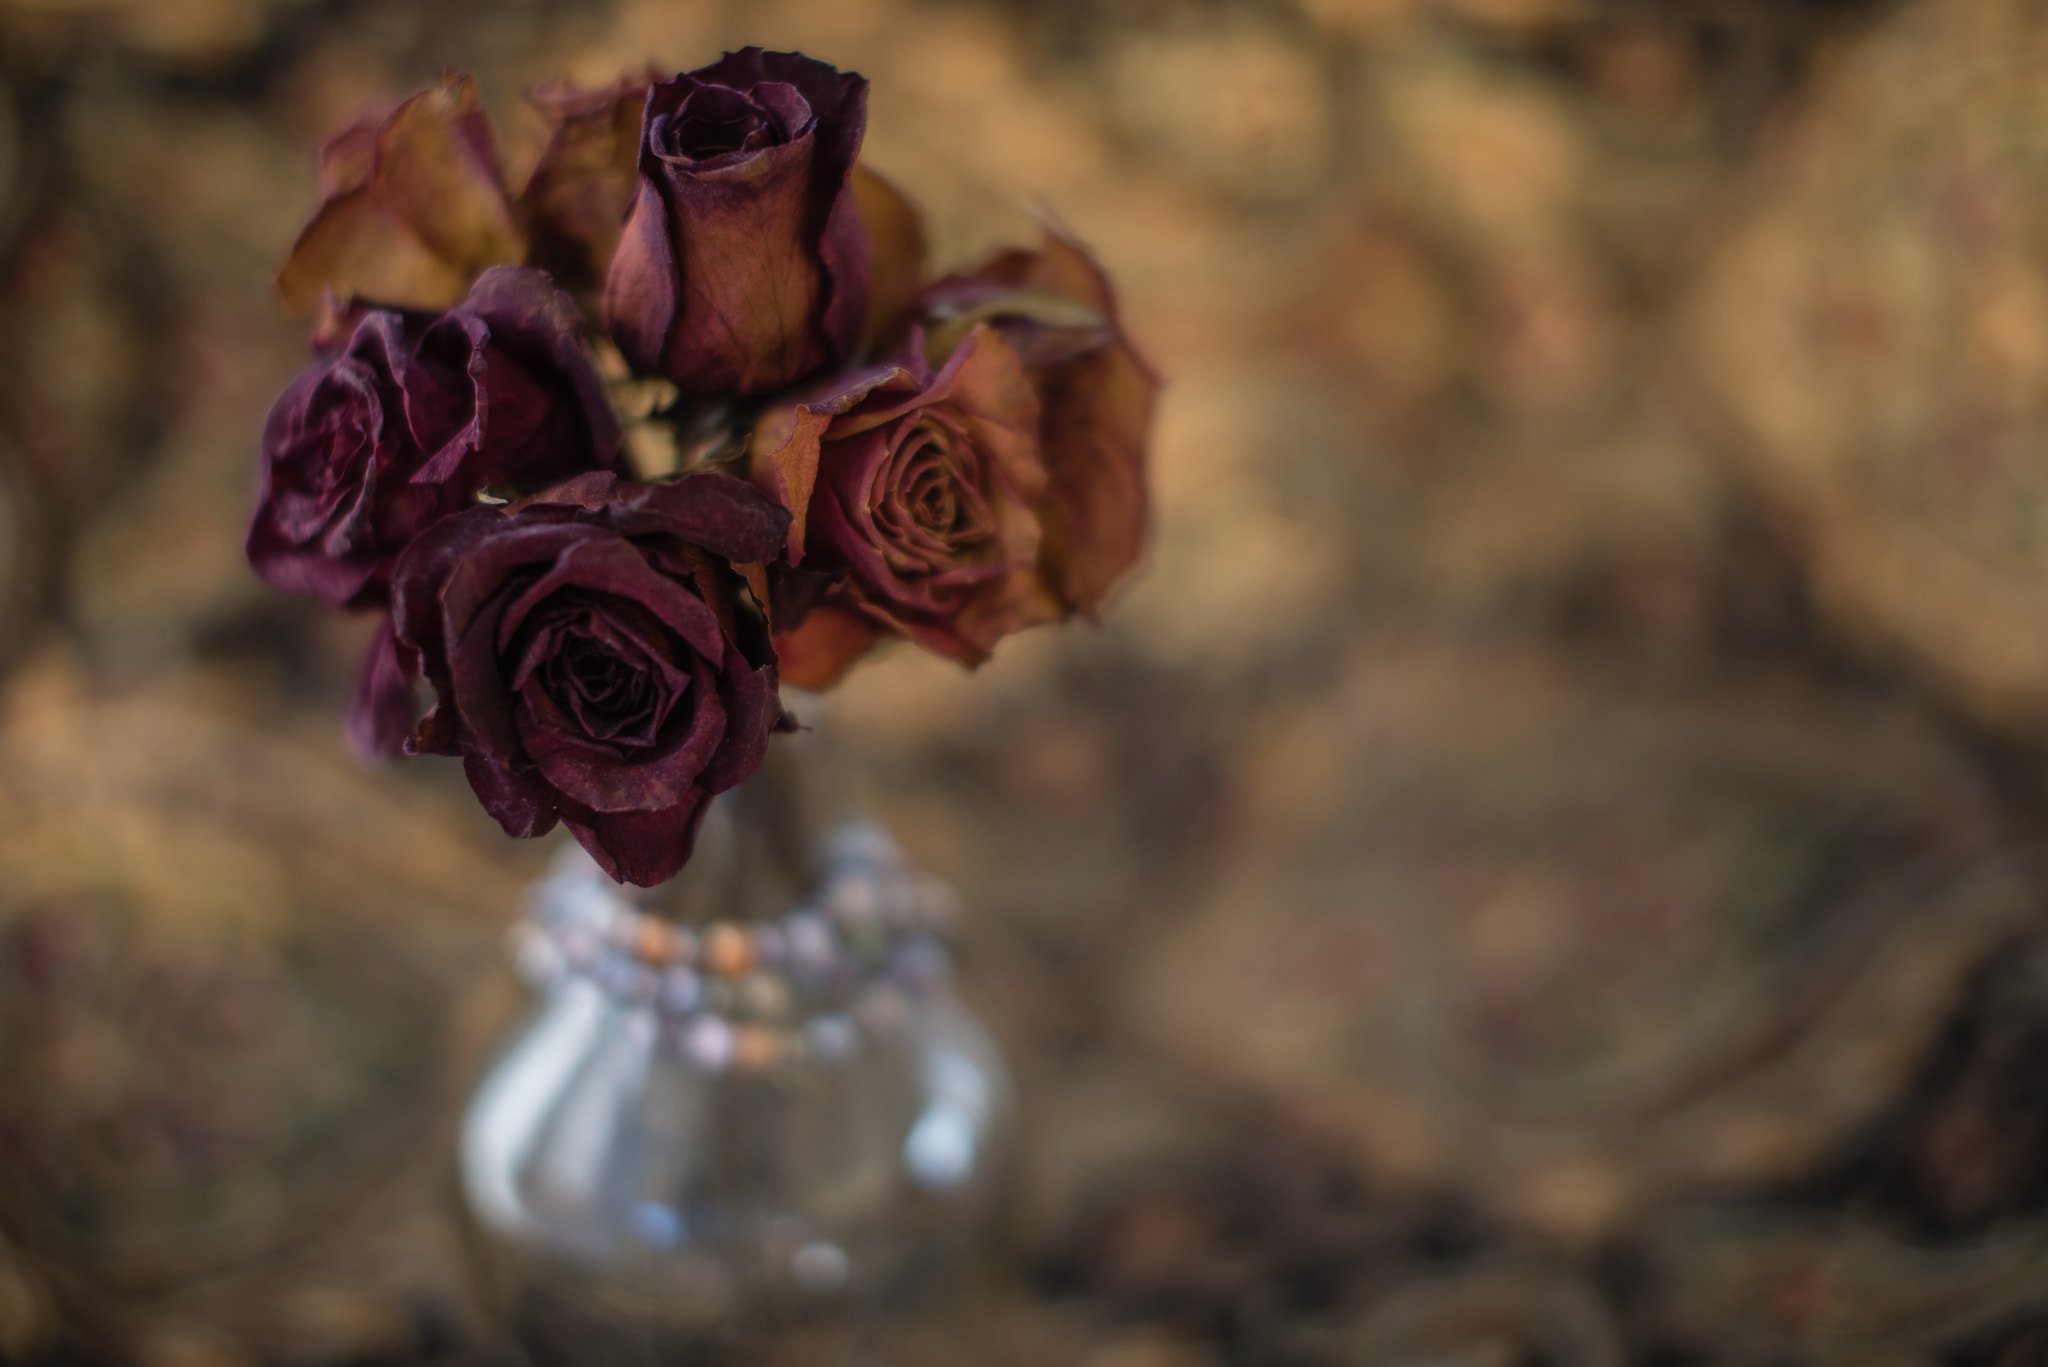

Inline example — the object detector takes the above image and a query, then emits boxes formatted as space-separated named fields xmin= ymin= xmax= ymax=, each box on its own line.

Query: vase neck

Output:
xmin=647 ymin=741 xmax=817 ymax=925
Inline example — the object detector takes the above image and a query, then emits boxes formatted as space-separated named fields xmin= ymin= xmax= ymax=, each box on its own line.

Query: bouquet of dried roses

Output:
xmin=248 ymin=50 xmax=1155 ymax=889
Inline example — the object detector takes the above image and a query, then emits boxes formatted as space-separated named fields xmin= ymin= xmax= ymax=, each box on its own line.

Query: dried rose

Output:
xmin=391 ymin=471 xmax=790 ymax=886
xmin=248 ymin=265 xmax=621 ymax=612
xmin=749 ymin=324 xmax=1056 ymax=687
xmin=277 ymin=74 xmax=527 ymax=315
xmin=848 ymin=164 xmax=928 ymax=358
xmin=249 ymin=310 xmax=439 ymax=611
xmin=520 ymin=75 xmax=652 ymax=298
xmin=915 ymin=225 xmax=1156 ymax=615
xmin=604 ymin=49 xmax=871 ymax=401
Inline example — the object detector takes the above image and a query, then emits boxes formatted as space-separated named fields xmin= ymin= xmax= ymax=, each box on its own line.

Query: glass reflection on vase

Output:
xmin=458 ymin=771 xmax=1012 ymax=1358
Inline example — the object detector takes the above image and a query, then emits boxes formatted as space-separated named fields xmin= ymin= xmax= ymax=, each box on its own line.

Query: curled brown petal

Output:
xmin=521 ymin=76 xmax=653 ymax=295
xmin=278 ymin=74 xmax=526 ymax=315
xmin=914 ymin=223 xmax=1157 ymax=616
xmin=851 ymin=164 xmax=927 ymax=357
xmin=772 ymin=599 xmax=883 ymax=691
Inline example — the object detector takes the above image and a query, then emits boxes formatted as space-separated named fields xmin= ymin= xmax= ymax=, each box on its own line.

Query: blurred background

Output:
xmin=10 ymin=0 xmax=2048 ymax=1361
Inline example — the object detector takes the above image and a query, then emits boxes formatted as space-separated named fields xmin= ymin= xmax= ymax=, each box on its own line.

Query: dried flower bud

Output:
xmin=277 ymin=74 xmax=526 ymax=315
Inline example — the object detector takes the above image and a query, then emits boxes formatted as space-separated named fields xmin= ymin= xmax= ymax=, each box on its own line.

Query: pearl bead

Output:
xmin=661 ymin=966 xmax=702 ymax=1013
xmin=636 ymin=919 xmax=678 ymax=965
xmin=703 ymin=923 xmax=754 ymax=976
xmin=733 ymin=1025 xmax=780 ymax=1072
xmin=684 ymin=1015 xmax=734 ymax=1072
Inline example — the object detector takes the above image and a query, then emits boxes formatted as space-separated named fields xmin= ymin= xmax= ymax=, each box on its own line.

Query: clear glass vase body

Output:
xmin=456 ymin=756 xmax=1012 ymax=1359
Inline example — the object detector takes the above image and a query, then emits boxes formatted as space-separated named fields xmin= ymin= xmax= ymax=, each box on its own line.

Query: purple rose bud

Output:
xmin=390 ymin=471 xmax=792 ymax=887
xmin=603 ymin=49 xmax=870 ymax=401
xmin=247 ymin=265 xmax=621 ymax=613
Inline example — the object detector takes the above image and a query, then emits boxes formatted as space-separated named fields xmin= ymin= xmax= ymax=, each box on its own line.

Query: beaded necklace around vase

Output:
xmin=507 ymin=822 xmax=960 ymax=1081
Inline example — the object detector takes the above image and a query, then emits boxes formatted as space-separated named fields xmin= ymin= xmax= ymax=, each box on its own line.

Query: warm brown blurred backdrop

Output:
xmin=12 ymin=0 xmax=2048 ymax=1362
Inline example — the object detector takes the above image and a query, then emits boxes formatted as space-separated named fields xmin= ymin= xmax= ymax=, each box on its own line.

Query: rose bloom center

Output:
xmin=522 ymin=596 xmax=692 ymax=750
xmin=665 ymin=83 xmax=808 ymax=161
xmin=879 ymin=417 xmax=997 ymax=567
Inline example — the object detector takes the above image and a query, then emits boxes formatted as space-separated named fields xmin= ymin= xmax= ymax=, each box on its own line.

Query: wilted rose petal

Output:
xmin=604 ymin=48 xmax=870 ymax=400
xmin=850 ymin=164 xmax=927 ymax=357
xmin=521 ymin=76 xmax=653 ymax=297
xmin=916 ymin=224 xmax=1157 ymax=615
xmin=772 ymin=598 xmax=884 ymax=691
xmin=278 ymin=74 xmax=527 ymax=315
xmin=347 ymin=616 xmax=421 ymax=758
xmin=403 ymin=265 xmax=623 ymax=488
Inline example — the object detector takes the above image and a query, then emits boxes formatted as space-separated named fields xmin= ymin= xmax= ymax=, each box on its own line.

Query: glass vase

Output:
xmin=457 ymin=747 xmax=1013 ymax=1361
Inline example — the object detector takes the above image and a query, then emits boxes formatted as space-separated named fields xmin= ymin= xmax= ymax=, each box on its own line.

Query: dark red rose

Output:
xmin=391 ymin=471 xmax=790 ymax=886
xmin=914 ymin=224 xmax=1157 ymax=616
xmin=604 ymin=49 xmax=870 ymax=401
xmin=247 ymin=265 xmax=622 ymax=611
xmin=749 ymin=324 xmax=1055 ymax=687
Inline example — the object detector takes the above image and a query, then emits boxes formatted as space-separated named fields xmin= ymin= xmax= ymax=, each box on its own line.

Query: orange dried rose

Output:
xmin=277 ymin=73 xmax=526 ymax=316
xmin=913 ymin=225 xmax=1156 ymax=617
xmin=749 ymin=325 xmax=1057 ymax=688
xmin=519 ymin=75 xmax=652 ymax=298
